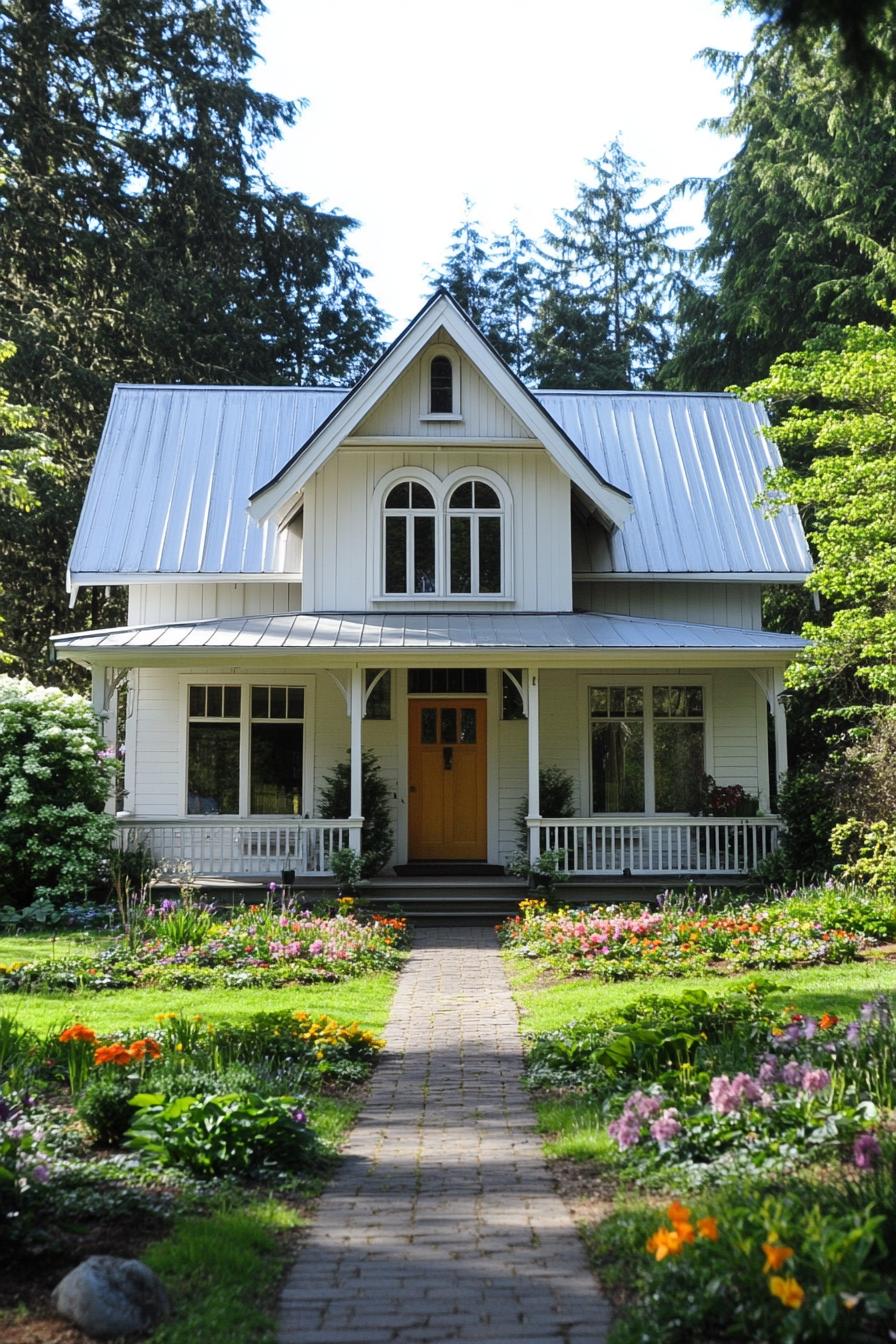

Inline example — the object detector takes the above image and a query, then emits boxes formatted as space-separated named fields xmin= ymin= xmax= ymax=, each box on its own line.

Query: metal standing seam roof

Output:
xmin=67 ymin=384 xmax=812 ymax=583
xmin=51 ymin=610 xmax=806 ymax=659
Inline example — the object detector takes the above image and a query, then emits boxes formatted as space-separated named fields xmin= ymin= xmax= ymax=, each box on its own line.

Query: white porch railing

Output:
xmin=528 ymin=817 xmax=781 ymax=877
xmin=116 ymin=818 xmax=360 ymax=878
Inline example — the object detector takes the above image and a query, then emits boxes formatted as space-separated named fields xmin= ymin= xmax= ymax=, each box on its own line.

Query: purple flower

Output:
xmin=802 ymin=1018 xmax=818 ymax=1040
xmin=649 ymin=1108 xmax=682 ymax=1146
xmin=846 ymin=1021 xmax=862 ymax=1046
xmin=758 ymin=1058 xmax=779 ymax=1086
xmin=308 ymin=940 xmax=324 ymax=955
xmin=31 ymin=1164 xmax=49 ymax=1184
xmin=629 ymin=1091 xmax=662 ymax=1121
xmin=291 ymin=1108 xmax=307 ymax=1126
xmin=268 ymin=882 xmax=279 ymax=893
xmin=709 ymin=1076 xmax=739 ymax=1115
xmin=608 ymin=1111 xmax=642 ymax=1150
xmin=853 ymin=1132 xmax=882 ymax=1170
xmin=781 ymin=1061 xmax=804 ymax=1087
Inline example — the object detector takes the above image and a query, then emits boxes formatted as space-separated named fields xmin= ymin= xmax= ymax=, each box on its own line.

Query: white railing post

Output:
xmin=526 ymin=667 xmax=540 ymax=862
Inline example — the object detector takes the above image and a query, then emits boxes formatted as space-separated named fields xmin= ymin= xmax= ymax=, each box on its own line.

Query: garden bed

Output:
xmin=1 ymin=903 xmax=401 ymax=1343
xmin=507 ymin=885 xmax=896 ymax=1342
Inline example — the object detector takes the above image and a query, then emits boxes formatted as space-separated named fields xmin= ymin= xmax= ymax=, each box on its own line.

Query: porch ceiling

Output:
xmin=51 ymin=609 xmax=805 ymax=667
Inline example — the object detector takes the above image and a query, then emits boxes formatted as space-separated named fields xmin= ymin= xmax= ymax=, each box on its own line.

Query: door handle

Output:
xmin=443 ymin=746 xmax=453 ymax=771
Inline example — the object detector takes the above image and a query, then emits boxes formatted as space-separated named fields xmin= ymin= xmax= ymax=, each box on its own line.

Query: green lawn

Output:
xmin=1 ymin=929 xmax=398 ymax=1033
xmin=0 ymin=930 xmax=112 ymax=963
xmin=2 ymin=971 xmax=398 ymax=1035
xmin=506 ymin=949 xmax=896 ymax=1033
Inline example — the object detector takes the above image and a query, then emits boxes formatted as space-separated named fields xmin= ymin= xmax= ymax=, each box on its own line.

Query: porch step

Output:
xmin=392 ymin=862 xmax=507 ymax=879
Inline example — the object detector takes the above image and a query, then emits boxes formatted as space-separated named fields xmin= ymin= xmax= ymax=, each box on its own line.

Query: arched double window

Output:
xmin=380 ymin=472 xmax=506 ymax=597
xmin=383 ymin=481 xmax=436 ymax=594
xmin=447 ymin=479 xmax=502 ymax=594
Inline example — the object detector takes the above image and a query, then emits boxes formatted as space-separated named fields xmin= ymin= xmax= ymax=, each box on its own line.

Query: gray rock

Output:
xmin=51 ymin=1255 xmax=171 ymax=1339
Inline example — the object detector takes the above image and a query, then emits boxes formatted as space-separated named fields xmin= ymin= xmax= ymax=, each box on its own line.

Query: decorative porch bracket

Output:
xmin=499 ymin=667 xmax=528 ymax=716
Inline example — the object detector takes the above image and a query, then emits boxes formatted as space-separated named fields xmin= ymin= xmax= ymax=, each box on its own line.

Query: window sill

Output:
xmin=370 ymin=594 xmax=515 ymax=604
xmin=419 ymin=413 xmax=463 ymax=422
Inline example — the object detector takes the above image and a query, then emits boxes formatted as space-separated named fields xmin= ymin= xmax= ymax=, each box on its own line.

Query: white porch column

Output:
xmin=772 ymin=667 xmax=789 ymax=789
xmin=349 ymin=666 xmax=364 ymax=853
xmin=91 ymin=665 xmax=117 ymax=816
xmin=526 ymin=667 xmax=540 ymax=861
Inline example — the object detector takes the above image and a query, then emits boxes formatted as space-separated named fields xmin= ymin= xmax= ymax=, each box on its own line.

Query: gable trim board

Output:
xmin=246 ymin=292 xmax=634 ymax=531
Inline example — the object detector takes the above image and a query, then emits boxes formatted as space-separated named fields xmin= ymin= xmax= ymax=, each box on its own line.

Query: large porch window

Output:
xmin=186 ymin=682 xmax=307 ymax=816
xmin=590 ymin=682 xmax=706 ymax=814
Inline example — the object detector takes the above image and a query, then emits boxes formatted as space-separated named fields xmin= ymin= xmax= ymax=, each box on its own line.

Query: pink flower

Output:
xmin=800 ymin=1067 xmax=831 ymax=1095
xmin=649 ymin=1109 xmax=682 ymax=1146
xmin=629 ymin=1091 xmax=662 ymax=1120
xmin=608 ymin=1112 xmax=642 ymax=1150
xmin=781 ymin=1061 xmax=804 ymax=1087
xmin=709 ymin=1076 xmax=738 ymax=1115
xmin=308 ymin=940 xmax=324 ymax=955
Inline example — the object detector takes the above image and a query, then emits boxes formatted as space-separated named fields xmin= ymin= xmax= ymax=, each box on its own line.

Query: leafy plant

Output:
xmin=127 ymin=1091 xmax=320 ymax=1177
xmin=506 ymin=848 xmax=570 ymax=896
xmin=77 ymin=1070 xmax=140 ymax=1146
xmin=514 ymin=765 xmax=576 ymax=849
xmin=318 ymin=749 xmax=394 ymax=877
xmin=329 ymin=846 xmax=364 ymax=895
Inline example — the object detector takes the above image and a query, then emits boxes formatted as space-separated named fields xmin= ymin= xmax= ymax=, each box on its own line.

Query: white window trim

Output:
xmin=180 ymin=674 xmax=316 ymax=818
xmin=577 ymin=673 xmax=714 ymax=817
xmin=419 ymin=342 xmax=462 ymax=420
xmin=370 ymin=465 xmax=514 ymax=603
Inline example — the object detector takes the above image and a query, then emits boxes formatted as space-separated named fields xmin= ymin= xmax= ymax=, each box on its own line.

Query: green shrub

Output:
xmin=77 ymin=1070 xmax=138 ymax=1146
xmin=0 ymin=675 xmax=116 ymax=907
xmin=514 ymin=765 xmax=576 ymax=849
xmin=127 ymin=1091 xmax=321 ymax=1177
xmin=831 ymin=819 xmax=896 ymax=896
xmin=318 ymin=749 xmax=394 ymax=877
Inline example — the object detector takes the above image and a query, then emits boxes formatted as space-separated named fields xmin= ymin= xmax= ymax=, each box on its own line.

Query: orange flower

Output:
xmin=646 ymin=1227 xmax=685 ymax=1261
xmin=58 ymin=1024 xmax=98 ymax=1044
xmin=697 ymin=1217 xmax=719 ymax=1241
xmin=820 ymin=1013 xmax=839 ymax=1030
xmin=126 ymin=1037 xmax=161 ymax=1062
xmin=667 ymin=1200 xmax=691 ymax=1224
xmin=769 ymin=1275 xmax=804 ymax=1309
xmin=94 ymin=1043 xmax=132 ymax=1067
xmin=763 ymin=1241 xmax=795 ymax=1273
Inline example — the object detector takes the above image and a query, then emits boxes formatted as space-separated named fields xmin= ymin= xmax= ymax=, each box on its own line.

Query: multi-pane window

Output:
xmin=383 ymin=482 xmax=436 ymax=594
xmin=653 ymin=685 xmax=705 ymax=813
xmin=250 ymin=686 xmax=304 ymax=815
xmin=365 ymin=669 xmax=392 ymax=720
xmin=590 ymin=683 xmax=706 ymax=814
xmin=590 ymin=686 xmax=645 ymax=812
xmin=186 ymin=683 xmax=305 ymax=816
xmin=447 ymin=480 xmax=502 ymax=595
xmin=408 ymin=668 xmax=487 ymax=694
xmin=187 ymin=685 xmax=241 ymax=815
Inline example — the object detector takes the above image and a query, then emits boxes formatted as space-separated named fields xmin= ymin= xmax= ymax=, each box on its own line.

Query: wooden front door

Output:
xmin=408 ymin=700 xmax=487 ymax=862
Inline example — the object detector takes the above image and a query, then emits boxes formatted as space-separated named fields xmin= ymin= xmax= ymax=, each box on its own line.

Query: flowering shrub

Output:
xmin=0 ymin=675 xmax=117 ymax=906
xmin=500 ymin=895 xmax=864 ymax=980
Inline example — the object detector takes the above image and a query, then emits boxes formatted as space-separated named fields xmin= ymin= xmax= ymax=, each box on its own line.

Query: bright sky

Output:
xmin=254 ymin=0 xmax=756 ymax=336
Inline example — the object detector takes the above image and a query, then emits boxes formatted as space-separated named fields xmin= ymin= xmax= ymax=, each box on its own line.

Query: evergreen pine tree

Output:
xmin=534 ymin=139 xmax=681 ymax=389
xmin=0 ymin=0 xmax=386 ymax=681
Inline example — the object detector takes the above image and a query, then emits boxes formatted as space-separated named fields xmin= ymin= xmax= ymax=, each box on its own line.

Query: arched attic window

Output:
xmin=447 ymin=479 xmax=503 ymax=594
xmin=430 ymin=355 xmax=453 ymax=413
xmin=383 ymin=481 xmax=437 ymax=593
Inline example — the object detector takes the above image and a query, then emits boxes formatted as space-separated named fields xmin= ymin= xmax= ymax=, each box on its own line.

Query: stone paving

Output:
xmin=278 ymin=925 xmax=611 ymax=1344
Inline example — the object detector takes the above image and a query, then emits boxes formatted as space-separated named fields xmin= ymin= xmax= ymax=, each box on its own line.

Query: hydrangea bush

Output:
xmin=0 ymin=675 xmax=116 ymax=907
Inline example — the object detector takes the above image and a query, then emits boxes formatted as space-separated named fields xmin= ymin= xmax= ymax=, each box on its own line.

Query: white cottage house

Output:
xmin=51 ymin=293 xmax=811 ymax=886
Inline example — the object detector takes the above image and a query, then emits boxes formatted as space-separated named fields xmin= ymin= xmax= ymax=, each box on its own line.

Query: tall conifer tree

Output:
xmin=0 ymin=0 xmax=386 ymax=680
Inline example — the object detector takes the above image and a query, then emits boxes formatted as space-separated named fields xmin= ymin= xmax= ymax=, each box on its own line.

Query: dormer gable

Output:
xmin=247 ymin=292 xmax=633 ymax=531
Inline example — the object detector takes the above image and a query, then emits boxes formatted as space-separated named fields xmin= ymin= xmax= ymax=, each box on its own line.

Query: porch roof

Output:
xmin=51 ymin=609 xmax=805 ymax=665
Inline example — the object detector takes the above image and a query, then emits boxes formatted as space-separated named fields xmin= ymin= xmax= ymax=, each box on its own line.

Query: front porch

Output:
xmin=119 ymin=814 xmax=781 ymax=881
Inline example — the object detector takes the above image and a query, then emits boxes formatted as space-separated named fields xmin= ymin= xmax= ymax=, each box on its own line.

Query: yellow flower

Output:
xmin=154 ymin=1012 xmax=177 ymax=1022
xmin=769 ymin=1276 xmax=804 ymax=1309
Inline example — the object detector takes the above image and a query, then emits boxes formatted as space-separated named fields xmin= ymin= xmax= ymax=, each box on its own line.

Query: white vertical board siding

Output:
xmin=497 ymin=717 xmax=527 ymax=863
xmin=573 ymin=581 xmax=764 ymax=629
xmin=306 ymin=447 xmax=571 ymax=612
xmin=128 ymin=667 xmax=181 ymax=816
xmin=356 ymin=337 xmax=533 ymax=441
xmin=711 ymin=671 xmax=761 ymax=796
xmin=126 ymin=582 xmax=302 ymax=625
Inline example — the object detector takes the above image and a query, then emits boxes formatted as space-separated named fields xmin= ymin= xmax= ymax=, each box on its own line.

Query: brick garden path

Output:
xmin=278 ymin=925 xmax=611 ymax=1344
